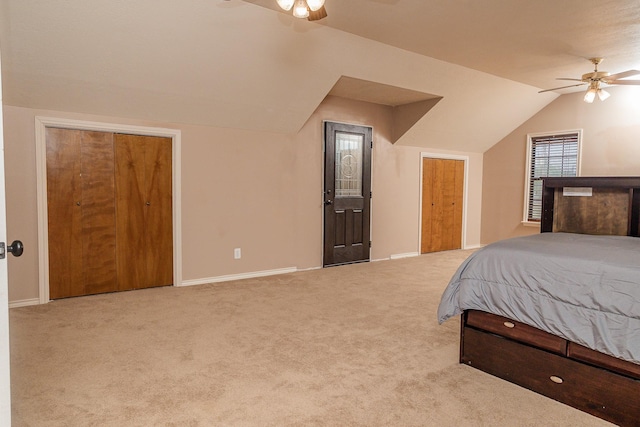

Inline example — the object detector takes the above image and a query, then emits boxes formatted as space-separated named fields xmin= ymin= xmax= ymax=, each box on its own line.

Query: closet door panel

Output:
xmin=451 ymin=159 xmax=464 ymax=249
xmin=80 ymin=131 xmax=118 ymax=295
xmin=440 ymin=159 xmax=459 ymax=250
xmin=144 ymin=136 xmax=173 ymax=287
xmin=420 ymin=157 xmax=435 ymax=254
xmin=114 ymin=134 xmax=147 ymax=290
xmin=46 ymin=128 xmax=84 ymax=299
xmin=421 ymin=158 xmax=464 ymax=253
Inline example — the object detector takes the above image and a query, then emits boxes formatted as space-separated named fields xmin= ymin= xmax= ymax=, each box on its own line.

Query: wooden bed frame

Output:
xmin=460 ymin=176 xmax=640 ymax=426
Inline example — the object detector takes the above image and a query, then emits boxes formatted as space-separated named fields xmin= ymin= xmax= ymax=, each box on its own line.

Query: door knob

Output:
xmin=8 ymin=240 xmax=24 ymax=257
xmin=0 ymin=240 xmax=24 ymax=259
xmin=325 ymin=200 xmax=333 ymax=205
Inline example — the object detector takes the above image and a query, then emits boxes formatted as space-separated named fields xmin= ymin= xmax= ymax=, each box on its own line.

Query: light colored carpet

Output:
xmin=9 ymin=250 xmax=612 ymax=426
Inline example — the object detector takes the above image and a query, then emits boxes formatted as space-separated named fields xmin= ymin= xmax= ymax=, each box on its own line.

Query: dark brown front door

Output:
xmin=323 ymin=122 xmax=372 ymax=267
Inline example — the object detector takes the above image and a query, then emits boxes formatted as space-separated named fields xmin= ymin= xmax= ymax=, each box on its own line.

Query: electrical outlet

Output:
xmin=234 ymin=248 xmax=241 ymax=259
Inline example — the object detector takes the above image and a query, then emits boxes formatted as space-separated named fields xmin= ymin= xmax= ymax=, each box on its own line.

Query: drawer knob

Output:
xmin=503 ymin=321 xmax=515 ymax=329
xmin=550 ymin=376 xmax=564 ymax=384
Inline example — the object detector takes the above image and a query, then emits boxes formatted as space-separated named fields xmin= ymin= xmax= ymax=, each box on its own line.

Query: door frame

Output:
xmin=0 ymin=48 xmax=13 ymax=425
xmin=322 ymin=120 xmax=374 ymax=267
xmin=35 ymin=116 xmax=182 ymax=304
xmin=418 ymin=152 xmax=469 ymax=252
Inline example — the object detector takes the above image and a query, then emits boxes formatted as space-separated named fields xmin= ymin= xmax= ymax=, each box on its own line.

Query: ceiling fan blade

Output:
xmin=556 ymin=78 xmax=584 ymax=82
xmin=605 ymin=70 xmax=640 ymax=81
xmin=538 ymin=83 xmax=587 ymax=93
xmin=308 ymin=5 xmax=327 ymax=21
xmin=606 ymin=79 xmax=640 ymax=85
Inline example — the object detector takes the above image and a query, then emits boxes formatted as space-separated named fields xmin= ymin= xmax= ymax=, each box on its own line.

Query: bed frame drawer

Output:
xmin=465 ymin=310 xmax=567 ymax=355
xmin=462 ymin=327 xmax=640 ymax=426
xmin=567 ymin=342 xmax=640 ymax=380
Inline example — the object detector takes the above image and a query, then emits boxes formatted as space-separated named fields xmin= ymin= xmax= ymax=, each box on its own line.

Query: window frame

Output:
xmin=522 ymin=130 xmax=583 ymax=225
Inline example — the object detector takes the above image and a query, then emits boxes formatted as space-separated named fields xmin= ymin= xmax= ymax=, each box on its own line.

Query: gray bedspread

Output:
xmin=437 ymin=232 xmax=640 ymax=365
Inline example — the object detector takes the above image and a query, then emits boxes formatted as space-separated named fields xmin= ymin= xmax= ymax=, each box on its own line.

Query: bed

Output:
xmin=437 ymin=176 xmax=640 ymax=426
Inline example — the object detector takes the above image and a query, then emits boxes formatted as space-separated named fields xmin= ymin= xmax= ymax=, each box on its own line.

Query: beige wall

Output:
xmin=482 ymin=86 xmax=640 ymax=244
xmin=3 ymin=96 xmax=483 ymax=303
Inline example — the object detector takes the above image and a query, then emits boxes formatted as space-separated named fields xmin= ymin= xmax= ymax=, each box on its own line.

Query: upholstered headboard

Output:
xmin=541 ymin=176 xmax=640 ymax=237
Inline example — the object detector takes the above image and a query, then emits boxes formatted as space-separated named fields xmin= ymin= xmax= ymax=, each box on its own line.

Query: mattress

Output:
xmin=437 ymin=232 xmax=640 ymax=364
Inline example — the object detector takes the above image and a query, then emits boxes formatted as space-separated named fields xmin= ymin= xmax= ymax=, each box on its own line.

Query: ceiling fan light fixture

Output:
xmin=292 ymin=0 xmax=309 ymax=18
xmin=306 ymin=0 xmax=325 ymax=11
xmin=584 ymin=83 xmax=598 ymax=103
xmin=597 ymin=88 xmax=611 ymax=101
xmin=276 ymin=0 xmax=295 ymax=11
xmin=541 ymin=57 xmax=640 ymax=102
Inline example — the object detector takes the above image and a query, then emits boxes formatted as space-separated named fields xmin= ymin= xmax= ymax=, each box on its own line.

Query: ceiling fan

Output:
xmin=539 ymin=58 xmax=640 ymax=103
xmin=223 ymin=0 xmax=327 ymax=21
xmin=276 ymin=0 xmax=327 ymax=21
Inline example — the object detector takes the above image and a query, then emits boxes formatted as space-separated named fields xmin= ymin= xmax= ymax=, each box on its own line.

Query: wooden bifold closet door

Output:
xmin=114 ymin=134 xmax=173 ymax=291
xmin=421 ymin=157 xmax=464 ymax=253
xmin=46 ymin=128 xmax=173 ymax=299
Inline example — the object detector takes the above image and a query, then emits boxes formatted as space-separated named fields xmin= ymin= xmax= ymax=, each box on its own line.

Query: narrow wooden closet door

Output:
xmin=114 ymin=134 xmax=146 ymax=290
xmin=115 ymin=134 xmax=173 ymax=290
xmin=421 ymin=158 xmax=464 ymax=253
xmin=80 ymin=131 xmax=118 ymax=295
xmin=143 ymin=136 xmax=173 ymax=287
xmin=46 ymin=128 xmax=83 ymax=298
xmin=46 ymin=128 xmax=117 ymax=298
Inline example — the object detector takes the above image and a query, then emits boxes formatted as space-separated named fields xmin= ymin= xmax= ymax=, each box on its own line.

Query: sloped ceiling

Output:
xmin=0 ymin=0 xmax=558 ymax=152
xmin=245 ymin=0 xmax=640 ymax=94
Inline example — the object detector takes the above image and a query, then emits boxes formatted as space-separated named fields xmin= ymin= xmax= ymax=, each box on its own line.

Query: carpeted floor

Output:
xmin=9 ymin=250 xmax=612 ymax=426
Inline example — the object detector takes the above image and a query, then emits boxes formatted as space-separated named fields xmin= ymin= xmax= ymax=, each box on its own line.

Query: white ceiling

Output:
xmin=2 ymin=0 xmax=639 ymax=152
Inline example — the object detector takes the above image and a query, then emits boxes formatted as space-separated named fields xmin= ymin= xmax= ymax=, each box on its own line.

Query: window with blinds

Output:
xmin=524 ymin=131 xmax=581 ymax=222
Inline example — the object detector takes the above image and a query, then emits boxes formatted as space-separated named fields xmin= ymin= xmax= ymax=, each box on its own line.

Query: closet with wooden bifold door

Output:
xmin=46 ymin=128 xmax=173 ymax=299
xmin=421 ymin=157 xmax=464 ymax=253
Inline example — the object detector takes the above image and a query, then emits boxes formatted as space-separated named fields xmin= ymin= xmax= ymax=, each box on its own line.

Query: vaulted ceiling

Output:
xmin=1 ymin=1 xmax=639 ymax=152
xmin=245 ymin=0 xmax=640 ymax=93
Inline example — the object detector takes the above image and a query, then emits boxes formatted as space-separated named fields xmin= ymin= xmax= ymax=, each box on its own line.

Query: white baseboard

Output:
xmin=9 ymin=298 xmax=41 ymax=308
xmin=389 ymin=252 xmax=420 ymax=260
xmin=463 ymin=244 xmax=483 ymax=250
xmin=295 ymin=266 xmax=322 ymax=272
xmin=179 ymin=267 xmax=298 ymax=287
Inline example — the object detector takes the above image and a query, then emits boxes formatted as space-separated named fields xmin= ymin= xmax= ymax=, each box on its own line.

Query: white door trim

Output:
xmin=419 ymin=152 xmax=469 ymax=252
xmin=35 ymin=116 xmax=182 ymax=303
xmin=0 ymin=49 xmax=13 ymax=426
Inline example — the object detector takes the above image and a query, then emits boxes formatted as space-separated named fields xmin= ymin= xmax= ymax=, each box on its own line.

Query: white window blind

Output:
xmin=525 ymin=132 xmax=580 ymax=222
